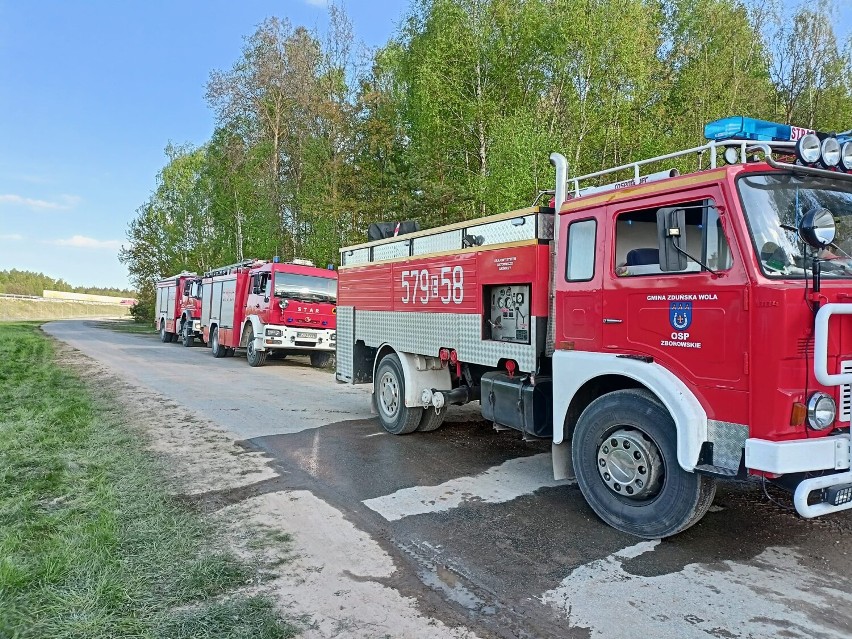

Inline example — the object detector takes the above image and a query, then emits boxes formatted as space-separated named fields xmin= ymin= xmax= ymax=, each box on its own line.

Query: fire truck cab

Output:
xmin=155 ymin=272 xmax=198 ymax=344
xmin=337 ymin=116 xmax=852 ymax=538
xmin=177 ymin=276 xmax=203 ymax=347
xmin=201 ymin=259 xmax=337 ymax=368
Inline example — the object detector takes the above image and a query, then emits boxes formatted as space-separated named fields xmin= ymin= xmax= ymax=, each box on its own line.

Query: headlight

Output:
xmin=332 ymin=307 xmax=337 ymax=314
xmin=279 ymin=299 xmax=289 ymax=310
xmin=840 ymin=141 xmax=852 ymax=172
xmin=330 ymin=332 xmax=336 ymax=341
xmin=265 ymin=328 xmax=282 ymax=337
xmin=807 ymin=392 xmax=836 ymax=430
xmin=796 ymin=133 xmax=821 ymax=165
xmin=820 ymin=137 xmax=841 ymax=168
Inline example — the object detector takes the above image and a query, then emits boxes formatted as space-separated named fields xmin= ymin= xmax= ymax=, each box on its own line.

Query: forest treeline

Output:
xmin=121 ymin=0 xmax=852 ymax=315
xmin=0 ymin=269 xmax=136 ymax=298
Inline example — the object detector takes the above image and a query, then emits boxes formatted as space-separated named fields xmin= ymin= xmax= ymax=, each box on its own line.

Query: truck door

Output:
xmin=602 ymin=187 xmax=748 ymax=391
xmin=245 ymin=273 xmax=271 ymax=324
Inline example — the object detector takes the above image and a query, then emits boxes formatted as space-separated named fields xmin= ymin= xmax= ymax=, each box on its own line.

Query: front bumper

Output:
xmin=746 ymin=434 xmax=852 ymax=517
xmin=260 ymin=324 xmax=335 ymax=352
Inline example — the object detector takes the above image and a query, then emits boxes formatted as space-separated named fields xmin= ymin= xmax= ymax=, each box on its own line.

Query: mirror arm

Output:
xmin=671 ymin=244 xmax=718 ymax=276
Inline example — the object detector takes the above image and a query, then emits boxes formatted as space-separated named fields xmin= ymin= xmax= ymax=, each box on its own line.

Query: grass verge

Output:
xmin=0 ymin=323 xmax=297 ymax=639
xmin=93 ymin=319 xmax=157 ymax=335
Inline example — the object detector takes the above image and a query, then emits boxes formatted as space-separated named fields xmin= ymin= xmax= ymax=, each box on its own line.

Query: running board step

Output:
xmin=694 ymin=464 xmax=743 ymax=478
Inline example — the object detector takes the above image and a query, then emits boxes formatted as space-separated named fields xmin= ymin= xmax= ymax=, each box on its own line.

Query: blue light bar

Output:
xmin=704 ymin=116 xmax=808 ymax=142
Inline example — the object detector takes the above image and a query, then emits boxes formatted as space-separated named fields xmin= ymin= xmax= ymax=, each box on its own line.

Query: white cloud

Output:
xmin=50 ymin=235 xmax=122 ymax=250
xmin=0 ymin=193 xmax=81 ymax=211
xmin=304 ymin=0 xmax=328 ymax=6
xmin=0 ymin=233 xmax=23 ymax=241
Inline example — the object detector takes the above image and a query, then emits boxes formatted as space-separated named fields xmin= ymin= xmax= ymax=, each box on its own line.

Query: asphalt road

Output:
xmin=45 ymin=320 xmax=852 ymax=639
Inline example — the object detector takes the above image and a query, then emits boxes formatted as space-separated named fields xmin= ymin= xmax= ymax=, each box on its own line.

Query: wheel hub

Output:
xmin=379 ymin=372 xmax=399 ymax=417
xmin=597 ymin=428 xmax=663 ymax=500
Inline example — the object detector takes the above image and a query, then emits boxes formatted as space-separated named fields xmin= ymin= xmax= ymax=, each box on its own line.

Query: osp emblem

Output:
xmin=670 ymin=302 xmax=692 ymax=330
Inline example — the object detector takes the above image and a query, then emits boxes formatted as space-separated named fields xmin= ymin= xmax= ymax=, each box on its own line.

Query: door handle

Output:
xmin=603 ymin=318 xmax=623 ymax=324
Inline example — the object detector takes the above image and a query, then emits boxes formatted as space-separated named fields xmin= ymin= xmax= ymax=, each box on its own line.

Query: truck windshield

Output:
xmin=738 ymin=174 xmax=852 ymax=278
xmin=274 ymin=272 xmax=337 ymax=302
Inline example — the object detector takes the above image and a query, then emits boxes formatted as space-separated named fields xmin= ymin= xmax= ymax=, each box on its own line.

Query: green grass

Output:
xmin=0 ymin=323 xmax=297 ymax=639
xmin=94 ymin=319 xmax=156 ymax=335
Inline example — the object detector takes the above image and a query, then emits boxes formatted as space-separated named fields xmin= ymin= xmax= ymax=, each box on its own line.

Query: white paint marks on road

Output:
xmin=539 ymin=544 xmax=852 ymax=639
xmin=363 ymin=453 xmax=571 ymax=521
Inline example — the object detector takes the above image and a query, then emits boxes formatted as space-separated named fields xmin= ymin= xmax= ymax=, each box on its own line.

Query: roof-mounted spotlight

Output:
xmin=796 ymin=133 xmax=821 ymax=165
xmin=723 ymin=147 xmax=740 ymax=165
xmin=840 ymin=141 xmax=852 ymax=172
xmin=820 ymin=137 xmax=841 ymax=168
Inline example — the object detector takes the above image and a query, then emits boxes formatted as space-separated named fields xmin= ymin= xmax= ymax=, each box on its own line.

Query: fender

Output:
xmin=374 ymin=346 xmax=451 ymax=408
xmin=241 ymin=314 xmax=266 ymax=350
xmin=552 ymin=350 xmax=707 ymax=472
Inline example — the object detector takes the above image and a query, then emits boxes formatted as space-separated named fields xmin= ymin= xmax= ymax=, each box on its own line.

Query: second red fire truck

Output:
xmin=337 ymin=116 xmax=852 ymax=538
xmin=200 ymin=258 xmax=337 ymax=367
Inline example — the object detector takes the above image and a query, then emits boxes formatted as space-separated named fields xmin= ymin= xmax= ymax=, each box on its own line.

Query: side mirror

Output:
xmin=799 ymin=207 xmax=836 ymax=249
xmin=657 ymin=207 xmax=688 ymax=272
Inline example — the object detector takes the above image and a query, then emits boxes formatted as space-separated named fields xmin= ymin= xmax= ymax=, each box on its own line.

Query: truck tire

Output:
xmin=375 ymin=353 xmax=422 ymax=435
xmin=572 ymin=389 xmax=716 ymax=539
xmin=417 ymin=408 xmax=446 ymax=432
xmin=181 ymin=321 xmax=194 ymax=347
xmin=160 ymin=321 xmax=171 ymax=343
xmin=245 ymin=328 xmax=267 ymax=367
xmin=210 ymin=327 xmax=226 ymax=358
xmin=310 ymin=351 xmax=334 ymax=368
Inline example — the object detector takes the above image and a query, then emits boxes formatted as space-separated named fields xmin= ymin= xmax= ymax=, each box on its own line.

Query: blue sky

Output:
xmin=0 ymin=0 xmax=409 ymax=289
xmin=0 ymin=1 xmax=849 ymax=290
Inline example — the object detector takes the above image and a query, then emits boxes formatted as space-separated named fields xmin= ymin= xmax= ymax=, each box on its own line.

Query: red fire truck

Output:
xmin=200 ymin=258 xmax=337 ymax=367
xmin=337 ymin=116 xmax=852 ymax=538
xmin=155 ymin=272 xmax=200 ymax=344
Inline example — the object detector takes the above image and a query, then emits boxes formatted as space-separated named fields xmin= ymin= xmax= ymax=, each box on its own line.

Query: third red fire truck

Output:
xmin=337 ymin=116 xmax=852 ymax=538
xmin=201 ymin=258 xmax=337 ymax=367
xmin=155 ymin=272 xmax=201 ymax=345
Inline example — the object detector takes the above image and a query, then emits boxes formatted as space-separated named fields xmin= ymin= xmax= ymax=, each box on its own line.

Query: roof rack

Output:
xmin=565 ymin=139 xmax=798 ymax=199
xmin=204 ymin=259 xmax=266 ymax=278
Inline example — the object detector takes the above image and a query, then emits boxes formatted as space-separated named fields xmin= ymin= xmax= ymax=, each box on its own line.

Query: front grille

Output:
xmin=797 ymin=337 xmax=811 ymax=357
xmin=840 ymin=360 xmax=852 ymax=422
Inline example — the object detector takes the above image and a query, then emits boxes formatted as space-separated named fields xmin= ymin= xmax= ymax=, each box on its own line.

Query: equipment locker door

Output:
xmin=554 ymin=208 xmax=604 ymax=352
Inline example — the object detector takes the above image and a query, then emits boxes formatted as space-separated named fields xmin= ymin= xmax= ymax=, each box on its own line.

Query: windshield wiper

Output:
xmin=276 ymin=290 xmax=335 ymax=303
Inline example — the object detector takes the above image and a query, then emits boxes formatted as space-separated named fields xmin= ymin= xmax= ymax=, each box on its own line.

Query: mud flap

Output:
xmin=552 ymin=440 xmax=574 ymax=481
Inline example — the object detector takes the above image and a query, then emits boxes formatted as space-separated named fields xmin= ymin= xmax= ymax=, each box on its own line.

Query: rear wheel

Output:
xmin=572 ymin=389 xmax=716 ymax=539
xmin=417 ymin=408 xmax=446 ymax=432
xmin=159 ymin=321 xmax=171 ymax=343
xmin=310 ymin=351 xmax=334 ymax=368
xmin=181 ymin=321 xmax=194 ymax=347
xmin=245 ymin=327 xmax=268 ymax=367
xmin=210 ymin=327 xmax=226 ymax=358
xmin=374 ymin=353 xmax=422 ymax=435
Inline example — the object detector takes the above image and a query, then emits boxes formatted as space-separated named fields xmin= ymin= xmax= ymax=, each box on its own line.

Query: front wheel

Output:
xmin=572 ymin=389 xmax=716 ymax=539
xmin=310 ymin=351 xmax=334 ymax=368
xmin=245 ymin=327 xmax=268 ymax=367
xmin=374 ymin=353 xmax=422 ymax=435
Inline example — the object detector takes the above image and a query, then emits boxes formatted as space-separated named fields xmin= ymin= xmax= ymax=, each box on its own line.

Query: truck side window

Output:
xmin=565 ymin=219 xmax=596 ymax=281
xmin=614 ymin=198 xmax=730 ymax=276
